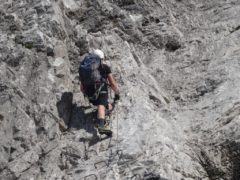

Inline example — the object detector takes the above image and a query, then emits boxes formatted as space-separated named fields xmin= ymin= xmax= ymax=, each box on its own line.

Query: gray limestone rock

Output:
xmin=0 ymin=0 xmax=240 ymax=179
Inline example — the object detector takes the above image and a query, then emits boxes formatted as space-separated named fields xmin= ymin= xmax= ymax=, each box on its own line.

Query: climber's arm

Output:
xmin=107 ymin=73 xmax=119 ymax=95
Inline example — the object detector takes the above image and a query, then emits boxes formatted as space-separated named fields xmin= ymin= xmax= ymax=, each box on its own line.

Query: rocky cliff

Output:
xmin=1 ymin=0 xmax=240 ymax=179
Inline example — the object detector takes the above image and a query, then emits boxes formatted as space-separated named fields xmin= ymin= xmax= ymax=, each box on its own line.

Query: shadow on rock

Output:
xmin=57 ymin=92 xmax=73 ymax=129
xmin=57 ymin=92 xmax=98 ymax=133
xmin=57 ymin=92 xmax=110 ymax=145
xmin=69 ymin=104 xmax=100 ymax=145
xmin=69 ymin=104 xmax=97 ymax=131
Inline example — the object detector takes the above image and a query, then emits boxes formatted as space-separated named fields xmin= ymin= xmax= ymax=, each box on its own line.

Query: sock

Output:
xmin=97 ymin=118 xmax=105 ymax=127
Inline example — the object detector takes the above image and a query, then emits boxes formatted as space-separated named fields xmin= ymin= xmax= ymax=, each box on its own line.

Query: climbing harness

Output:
xmin=87 ymin=82 xmax=107 ymax=101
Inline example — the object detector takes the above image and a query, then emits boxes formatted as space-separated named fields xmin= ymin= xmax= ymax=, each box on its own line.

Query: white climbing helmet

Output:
xmin=93 ymin=49 xmax=105 ymax=59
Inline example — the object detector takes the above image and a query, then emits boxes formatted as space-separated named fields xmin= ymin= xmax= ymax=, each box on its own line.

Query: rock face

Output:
xmin=0 ymin=0 xmax=240 ymax=179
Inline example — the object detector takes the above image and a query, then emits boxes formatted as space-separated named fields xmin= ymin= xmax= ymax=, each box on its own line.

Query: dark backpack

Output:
xmin=79 ymin=54 xmax=102 ymax=86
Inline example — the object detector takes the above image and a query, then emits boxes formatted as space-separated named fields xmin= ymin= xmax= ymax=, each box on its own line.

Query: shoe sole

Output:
xmin=98 ymin=128 xmax=113 ymax=136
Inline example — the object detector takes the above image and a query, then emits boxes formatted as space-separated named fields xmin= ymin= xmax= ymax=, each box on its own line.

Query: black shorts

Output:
xmin=89 ymin=93 xmax=108 ymax=106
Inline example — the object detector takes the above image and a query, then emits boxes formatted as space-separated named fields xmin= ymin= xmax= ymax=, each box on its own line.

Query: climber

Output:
xmin=79 ymin=49 xmax=120 ymax=135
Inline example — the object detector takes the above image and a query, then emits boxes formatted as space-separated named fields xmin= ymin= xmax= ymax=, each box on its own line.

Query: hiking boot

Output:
xmin=98 ymin=127 xmax=112 ymax=136
xmin=97 ymin=119 xmax=105 ymax=128
xmin=94 ymin=118 xmax=100 ymax=127
xmin=97 ymin=119 xmax=112 ymax=136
